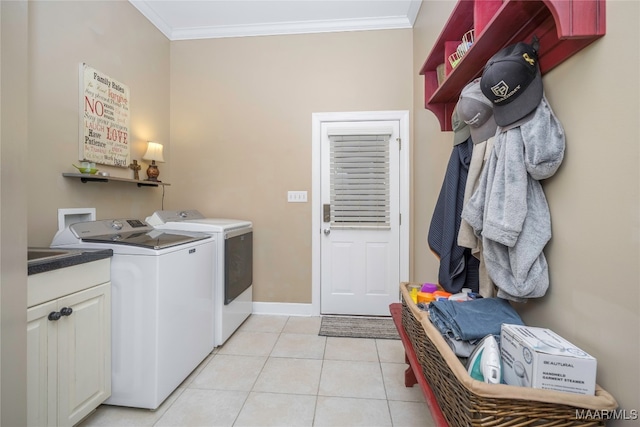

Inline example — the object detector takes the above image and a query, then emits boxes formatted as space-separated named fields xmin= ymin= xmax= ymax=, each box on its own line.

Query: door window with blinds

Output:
xmin=327 ymin=127 xmax=393 ymax=229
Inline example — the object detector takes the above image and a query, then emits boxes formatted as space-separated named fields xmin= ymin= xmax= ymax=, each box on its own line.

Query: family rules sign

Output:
xmin=79 ymin=63 xmax=130 ymax=167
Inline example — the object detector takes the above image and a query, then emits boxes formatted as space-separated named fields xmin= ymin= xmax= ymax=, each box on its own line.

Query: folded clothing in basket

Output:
xmin=428 ymin=297 xmax=524 ymax=342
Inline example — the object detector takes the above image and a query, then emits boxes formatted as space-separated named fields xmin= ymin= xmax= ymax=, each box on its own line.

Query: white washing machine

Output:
xmin=146 ymin=210 xmax=253 ymax=346
xmin=51 ymin=218 xmax=215 ymax=410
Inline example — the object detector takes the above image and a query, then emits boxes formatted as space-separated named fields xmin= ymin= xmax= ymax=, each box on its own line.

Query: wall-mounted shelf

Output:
xmin=62 ymin=173 xmax=170 ymax=187
xmin=421 ymin=0 xmax=606 ymax=131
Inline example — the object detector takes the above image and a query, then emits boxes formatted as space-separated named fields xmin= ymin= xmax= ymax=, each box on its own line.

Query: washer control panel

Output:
xmin=145 ymin=209 xmax=206 ymax=225
xmin=70 ymin=218 xmax=153 ymax=238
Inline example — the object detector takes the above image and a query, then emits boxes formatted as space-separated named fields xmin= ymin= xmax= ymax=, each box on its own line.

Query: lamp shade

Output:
xmin=142 ymin=142 xmax=165 ymax=163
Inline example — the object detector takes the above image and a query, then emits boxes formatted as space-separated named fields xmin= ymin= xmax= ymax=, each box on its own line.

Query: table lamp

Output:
xmin=142 ymin=141 xmax=164 ymax=181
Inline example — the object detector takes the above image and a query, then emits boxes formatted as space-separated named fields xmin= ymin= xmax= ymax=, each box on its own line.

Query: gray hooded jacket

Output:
xmin=461 ymin=96 xmax=565 ymax=301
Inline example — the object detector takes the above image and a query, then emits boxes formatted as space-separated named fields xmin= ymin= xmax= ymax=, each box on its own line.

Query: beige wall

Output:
xmin=412 ymin=0 xmax=639 ymax=420
xmin=412 ymin=1 xmax=457 ymax=284
xmin=169 ymin=31 xmax=413 ymax=303
xmin=1 ymin=1 xmax=29 ymax=425
xmin=27 ymin=0 xmax=170 ymax=246
xmin=6 ymin=1 xmax=169 ymax=421
xmin=526 ymin=1 xmax=639 ymax=415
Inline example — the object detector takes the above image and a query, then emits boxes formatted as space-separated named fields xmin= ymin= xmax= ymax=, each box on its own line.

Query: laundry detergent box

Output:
xmin=500 ymin=324 xmax=597 ymax=395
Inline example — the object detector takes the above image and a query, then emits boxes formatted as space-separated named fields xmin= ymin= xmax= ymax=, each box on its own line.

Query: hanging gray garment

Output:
xmin=461 ymin=96 xmax=565 ymax=301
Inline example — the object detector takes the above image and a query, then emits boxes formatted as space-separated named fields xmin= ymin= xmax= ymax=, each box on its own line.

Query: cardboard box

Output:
xmin=500 ymin=324 xmax=597 ymax=395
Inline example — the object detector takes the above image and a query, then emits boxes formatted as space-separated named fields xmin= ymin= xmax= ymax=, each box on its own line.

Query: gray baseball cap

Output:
xmin=457 ymin=79 xmax=497 ymax=143
xmin=451 ymin=105 xmax=471 ymax=146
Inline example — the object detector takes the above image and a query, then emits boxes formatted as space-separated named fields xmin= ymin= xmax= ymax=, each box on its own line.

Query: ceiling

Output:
xmin=129 ymin=0 xmax=423 ymax=41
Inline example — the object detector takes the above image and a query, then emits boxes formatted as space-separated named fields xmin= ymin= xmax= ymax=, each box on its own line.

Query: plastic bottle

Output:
xmin=410 ymin=286 xmax=418 ymax=303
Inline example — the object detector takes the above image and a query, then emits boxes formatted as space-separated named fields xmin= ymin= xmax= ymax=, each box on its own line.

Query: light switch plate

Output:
xmin=287 ymin=191 xmax=308 ymax=203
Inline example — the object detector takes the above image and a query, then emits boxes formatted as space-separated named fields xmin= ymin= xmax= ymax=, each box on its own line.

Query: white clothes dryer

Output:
xmin=51 ymin=218 xmax=215 ymax=410
xmin=146 ymin=210 xmax=253 ymax=346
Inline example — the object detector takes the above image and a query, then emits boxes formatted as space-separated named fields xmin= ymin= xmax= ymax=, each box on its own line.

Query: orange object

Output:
xmin=417 ymin=292 xmax=435 ymax=303
xmin=433 ymin=290 xmax=452 ymax=300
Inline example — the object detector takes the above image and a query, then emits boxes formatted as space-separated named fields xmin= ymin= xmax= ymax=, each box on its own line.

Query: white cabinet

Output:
xmin=27 ymin=259 xmax=111 ymax=427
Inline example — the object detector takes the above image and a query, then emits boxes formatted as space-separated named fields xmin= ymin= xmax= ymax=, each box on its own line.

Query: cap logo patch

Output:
xmin=522 ymin=53 xmax=535 ymax=66
xmin=490 ymin=80 xmax=510 ymax=98
xmin=490 ymin=81 xmax=521 ymax=103
xmin=463 ymin=112 xmax=482 ymax=126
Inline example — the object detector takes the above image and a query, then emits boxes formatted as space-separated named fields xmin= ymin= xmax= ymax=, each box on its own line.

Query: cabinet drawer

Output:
xmin=28 ymin=258 xmax=110 ymax=307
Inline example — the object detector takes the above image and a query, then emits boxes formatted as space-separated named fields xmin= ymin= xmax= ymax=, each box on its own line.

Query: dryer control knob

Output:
xmin=179 ymin=211 xmax=188 ymax=218
xmin=111 ymin=220 xmax=123 ymax=230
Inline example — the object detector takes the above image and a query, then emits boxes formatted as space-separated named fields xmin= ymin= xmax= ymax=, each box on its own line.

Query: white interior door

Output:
xmin=320 ymin=120 xmax=401 ymax=316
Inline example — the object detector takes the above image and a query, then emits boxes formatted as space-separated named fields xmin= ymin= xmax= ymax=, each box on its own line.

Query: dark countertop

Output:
xmin=28 ymin=248 xmax=113 ymax=275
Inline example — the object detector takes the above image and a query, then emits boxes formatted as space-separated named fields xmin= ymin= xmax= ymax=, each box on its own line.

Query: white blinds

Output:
xmin=328 ymin=131 xmax=391 ymax=228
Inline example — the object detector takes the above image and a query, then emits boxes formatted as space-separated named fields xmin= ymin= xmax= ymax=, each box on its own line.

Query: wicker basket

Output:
xmin=399 ymin=282 xmax=618 ymax=427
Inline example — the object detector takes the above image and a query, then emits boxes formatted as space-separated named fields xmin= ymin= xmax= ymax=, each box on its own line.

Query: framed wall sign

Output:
xmin=79 ymin=63 xmax=130 ymax=167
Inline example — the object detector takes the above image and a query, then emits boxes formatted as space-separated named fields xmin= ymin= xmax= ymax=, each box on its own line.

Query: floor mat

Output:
xmin=318 ymin=315 xmax=400 ymax=340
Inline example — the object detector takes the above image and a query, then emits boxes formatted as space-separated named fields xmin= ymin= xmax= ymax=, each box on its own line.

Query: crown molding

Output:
xmin=130 ymin=0 xmax=423 ymax=41
xmin=406 ymin=0 xmax=423 ymax=26
xmin=129 ymin=0 xmax=173 ymax=40
xmin=171 ymin=16 xmax=415 ymax=40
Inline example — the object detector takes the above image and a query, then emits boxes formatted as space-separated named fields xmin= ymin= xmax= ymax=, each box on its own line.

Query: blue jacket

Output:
xmin=428 ymin=138 xmax=479 ymax=293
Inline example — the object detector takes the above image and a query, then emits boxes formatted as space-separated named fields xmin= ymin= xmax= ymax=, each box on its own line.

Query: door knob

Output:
xmin=323 ymin=228 xmax=331 ymax=236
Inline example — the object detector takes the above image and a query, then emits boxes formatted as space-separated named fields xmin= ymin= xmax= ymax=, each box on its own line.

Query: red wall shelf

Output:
xmin=420 ymin=0 xmax=606 ymax=131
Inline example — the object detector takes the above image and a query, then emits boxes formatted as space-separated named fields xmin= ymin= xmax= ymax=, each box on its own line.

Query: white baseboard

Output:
xmin=252 ymin=302 xmax=314 ymax=317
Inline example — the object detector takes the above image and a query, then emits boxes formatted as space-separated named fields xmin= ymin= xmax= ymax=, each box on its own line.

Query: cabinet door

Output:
xmin=27 ymin=300 xmax=58 ymax=427
xmin=56 ymin=283 xmax=111 ymax=427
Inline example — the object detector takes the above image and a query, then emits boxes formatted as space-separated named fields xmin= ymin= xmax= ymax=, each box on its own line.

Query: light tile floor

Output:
xmin=78 ymin=315 xmax=436 ymax=427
